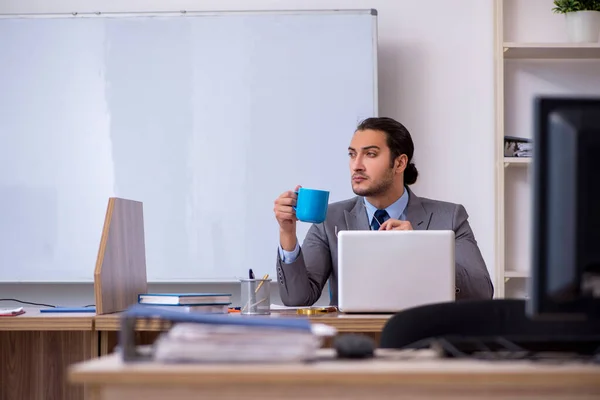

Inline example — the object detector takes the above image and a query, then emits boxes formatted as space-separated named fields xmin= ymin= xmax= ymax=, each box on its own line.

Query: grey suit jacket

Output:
xmin=276 ymin=187 xmax=494 ymax=306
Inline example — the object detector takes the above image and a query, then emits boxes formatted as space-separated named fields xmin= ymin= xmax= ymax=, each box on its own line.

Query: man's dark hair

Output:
xmin=356 ymin=117 xmax=419 ymax=185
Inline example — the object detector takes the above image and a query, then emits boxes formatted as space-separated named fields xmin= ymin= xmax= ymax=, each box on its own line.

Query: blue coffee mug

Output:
xmin=294 ymin=188 xmax=330 ymax=223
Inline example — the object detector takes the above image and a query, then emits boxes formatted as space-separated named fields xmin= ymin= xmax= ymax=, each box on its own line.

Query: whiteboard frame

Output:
xmin=0 ymin=8 xmax=378 ymax=125
xmin=0 ymin=9 xmax=379 ymax=283
xmin=0 ymin=9 xmax=377 ymax=18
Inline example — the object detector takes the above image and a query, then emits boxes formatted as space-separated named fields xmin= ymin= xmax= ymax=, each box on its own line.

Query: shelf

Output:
xmin=504 ymin=157 xmax=532 ymax=167
xmin=503 ymin=42 xmax=600 ymax=59
xmin=504 ymin=270 xmax=530 ymax=278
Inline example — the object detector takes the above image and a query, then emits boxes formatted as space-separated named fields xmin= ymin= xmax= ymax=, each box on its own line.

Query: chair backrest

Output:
xmin=380 ymin=299 xmax=600 ymax=349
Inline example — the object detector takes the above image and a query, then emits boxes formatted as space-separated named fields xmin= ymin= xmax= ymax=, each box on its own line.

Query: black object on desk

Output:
xmin=380 ymin=299 xmax=600 ymax=362
xmin=334 ymin=333 xmax=376 ymax=359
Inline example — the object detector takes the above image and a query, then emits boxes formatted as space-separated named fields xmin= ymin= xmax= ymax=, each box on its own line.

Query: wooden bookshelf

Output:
xmin=504 ymin=270 xmax=530 ymax=279
xmin=493 ymin=1 xmax=600 ymax=298
xmin=503 ymin=43 xmax=600 ymax=59
xmin=504 ymin=157 xmax=532 ymax=167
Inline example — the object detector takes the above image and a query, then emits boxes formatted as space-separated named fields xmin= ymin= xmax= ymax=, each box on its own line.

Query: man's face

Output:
xmin=348 ymin=129 xmax=395 ymax=197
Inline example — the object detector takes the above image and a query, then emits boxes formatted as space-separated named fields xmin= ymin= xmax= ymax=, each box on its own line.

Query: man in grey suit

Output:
xmin=273 ymin=117 xmax=494 ymax=306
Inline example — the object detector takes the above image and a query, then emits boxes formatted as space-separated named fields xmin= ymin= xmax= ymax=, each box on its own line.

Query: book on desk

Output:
xmin=138 ymin=293 xmax=231 ymax=305
xmin=137 ymin=293 xmax=232 ymax=314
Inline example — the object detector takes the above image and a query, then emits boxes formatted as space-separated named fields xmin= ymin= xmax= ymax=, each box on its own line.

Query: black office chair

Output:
xmin=379 ymin=299 xmax=600 ymax=360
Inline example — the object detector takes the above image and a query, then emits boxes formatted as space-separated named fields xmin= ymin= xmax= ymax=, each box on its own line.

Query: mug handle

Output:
xmin=292 ymin=190 xmax=299 ymax=211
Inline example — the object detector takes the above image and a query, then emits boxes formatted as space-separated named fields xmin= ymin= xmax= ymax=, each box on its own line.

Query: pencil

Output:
xmin=255 ymin=273 xmax=269 ymax=293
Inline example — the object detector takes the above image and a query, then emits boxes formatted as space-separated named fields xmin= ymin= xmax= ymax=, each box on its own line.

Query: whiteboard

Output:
xmin=0 ymin=10 xmax=377 ymax=282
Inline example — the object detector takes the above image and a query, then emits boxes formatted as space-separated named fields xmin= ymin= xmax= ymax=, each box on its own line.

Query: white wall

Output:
xmin=0 ymin=0 xmax=495 ymax=307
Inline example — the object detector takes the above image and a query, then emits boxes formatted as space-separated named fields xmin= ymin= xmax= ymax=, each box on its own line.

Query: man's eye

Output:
xmin=348 ymin=153 xmax=356 ymax=158
xmin=367 ymin=152 xmax=376 ymax=157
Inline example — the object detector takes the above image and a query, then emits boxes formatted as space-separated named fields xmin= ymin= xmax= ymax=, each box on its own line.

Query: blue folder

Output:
xmin=123 ymin=304 xmax=311 ymax=331
xmin=40 ymin=307 xmax=96 ymax=313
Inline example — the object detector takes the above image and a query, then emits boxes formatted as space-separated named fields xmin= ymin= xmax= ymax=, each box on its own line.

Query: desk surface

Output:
xmin=0 ymin=308 xmax=94 ymax=331
xmin=94 ymin=311 xmax=391 ymax=332
xmin=0 ymin=309 xmax=389 ymax=333
xmin=69 ymin=349 xmax=600 ymax=387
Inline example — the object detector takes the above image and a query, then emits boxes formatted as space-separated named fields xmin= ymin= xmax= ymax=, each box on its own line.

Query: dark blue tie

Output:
xmin=371 ymin=209 xmax=390 ymax=231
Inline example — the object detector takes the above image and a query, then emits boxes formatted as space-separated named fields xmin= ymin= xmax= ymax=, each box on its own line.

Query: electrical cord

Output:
xmin=0 ymin=298 xmax=56 ymax=308
xmin=0 ymin=298 xmax=95 ymax=309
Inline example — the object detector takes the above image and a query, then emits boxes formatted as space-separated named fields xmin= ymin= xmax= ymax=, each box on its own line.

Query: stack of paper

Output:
xmin=124 ymin=305 xmax=336 ymax=363
xmin=269 ymin=303 xmax=307 ymax=311
xmin=154 ymin=322 xmax=333 ymax=363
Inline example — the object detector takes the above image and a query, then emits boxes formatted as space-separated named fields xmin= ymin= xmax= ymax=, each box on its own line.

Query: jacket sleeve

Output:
xmin=452 ymin=204 xmax=494 ymax=299
xmin=275 ymin=223 xmax=332 ymax=306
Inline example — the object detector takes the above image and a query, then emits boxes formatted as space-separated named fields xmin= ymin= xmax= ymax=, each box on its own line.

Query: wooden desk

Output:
xmin=0 ymin=308 xmax=96 ymax=400
xmin=69 ymin=349 xmax=600 ymax=400
xmin=94 ymin=312 xmax=391 ymax=355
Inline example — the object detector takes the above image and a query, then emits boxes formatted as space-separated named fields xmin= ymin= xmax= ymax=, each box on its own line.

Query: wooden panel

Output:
xmin=100 ymin=331 xmax=160 ymax=356
xmin=1 ymin=330 xmax=93 ymax=400
xmin=96 ymin=384 xmax=600 ymax=400
xmin=94 ymin=197 xmax=148 ymax=315
xmin=95 ymin=314 xmax=172 ymax=332
xmin=0 ymin=308 xmax=94 ymax=331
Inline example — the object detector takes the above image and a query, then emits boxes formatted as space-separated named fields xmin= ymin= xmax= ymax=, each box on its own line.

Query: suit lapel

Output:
xmin=404 ymin=187 xmax=432 ymax=230
xmin=343 ymin=197 xmax=370 ymax=231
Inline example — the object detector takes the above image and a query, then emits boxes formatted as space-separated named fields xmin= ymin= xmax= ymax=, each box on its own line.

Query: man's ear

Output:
xmin=395 ymin=154 xmax=408 ymax=173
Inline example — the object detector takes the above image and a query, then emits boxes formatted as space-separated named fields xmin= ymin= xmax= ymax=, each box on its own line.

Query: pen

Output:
xmin=255 ymin=273 xmax=269 ymax=293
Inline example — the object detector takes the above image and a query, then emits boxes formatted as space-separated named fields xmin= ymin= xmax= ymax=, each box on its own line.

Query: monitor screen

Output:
xmin=528 ymin=97 xmax=600 ymax=320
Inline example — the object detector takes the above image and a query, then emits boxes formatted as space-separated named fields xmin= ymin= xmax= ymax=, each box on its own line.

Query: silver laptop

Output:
xmin=337 ymin=230 xmax=455 ymax=313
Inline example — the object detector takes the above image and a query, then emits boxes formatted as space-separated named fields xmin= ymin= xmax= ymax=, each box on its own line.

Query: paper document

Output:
xmin=270 ymin=303 xmax=308 ymax=311
xmin=153 ymin=322 xmax=336 ymax=363
xmin=0 ymin=307 xmax=25 ymax=316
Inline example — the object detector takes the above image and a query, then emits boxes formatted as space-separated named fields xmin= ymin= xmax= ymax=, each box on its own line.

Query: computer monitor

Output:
xmin=528 ymin=97 xmax=600 ymax=321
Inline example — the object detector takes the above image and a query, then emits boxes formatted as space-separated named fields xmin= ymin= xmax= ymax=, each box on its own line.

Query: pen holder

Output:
xmin=240 ymin=278 xmax=271 ymax=315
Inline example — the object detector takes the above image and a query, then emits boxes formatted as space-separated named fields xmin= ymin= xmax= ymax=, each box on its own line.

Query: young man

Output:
xmin=273 ymin=117 xmax=494 ymax=306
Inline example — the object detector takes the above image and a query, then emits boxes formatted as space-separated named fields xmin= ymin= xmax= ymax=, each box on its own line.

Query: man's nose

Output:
xmin=352 ymin=155 xmax=365 ymax=171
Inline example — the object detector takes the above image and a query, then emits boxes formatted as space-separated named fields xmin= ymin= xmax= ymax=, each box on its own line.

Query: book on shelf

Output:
xmin=504 ymin=136 xmax=532 ymax=158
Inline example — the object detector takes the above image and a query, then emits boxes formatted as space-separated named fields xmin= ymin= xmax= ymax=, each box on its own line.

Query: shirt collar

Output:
xmin=363 ymin=187 xmax=410 ymax=224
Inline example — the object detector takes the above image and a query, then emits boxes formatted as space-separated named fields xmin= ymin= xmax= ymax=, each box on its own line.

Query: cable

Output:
xmin=0 ymin=299 xmax=96 ymax=309
xmin=0 ymin=298 xmax=56 ymax=308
